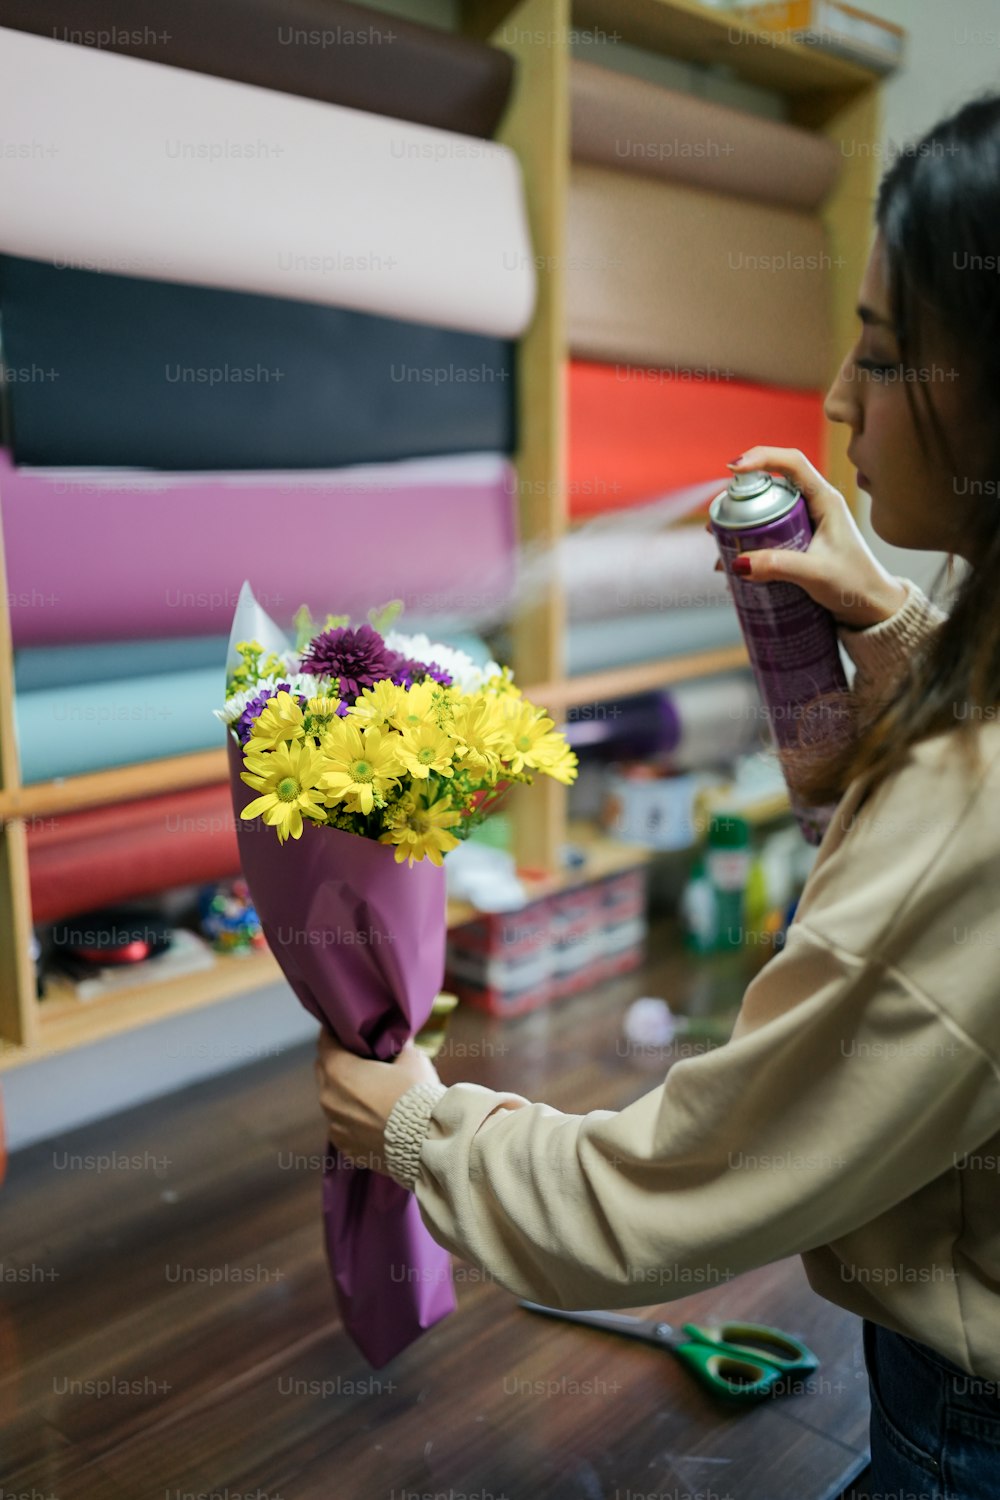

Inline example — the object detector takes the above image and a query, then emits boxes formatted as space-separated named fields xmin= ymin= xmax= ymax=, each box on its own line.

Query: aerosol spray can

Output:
xmin=709 ymin=470 xmax=854 ymax=847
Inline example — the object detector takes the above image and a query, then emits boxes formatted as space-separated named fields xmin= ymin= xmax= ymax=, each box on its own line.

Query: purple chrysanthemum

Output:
xmin=234 ymin=684 xmax=293 ymax=746
xmin=300 ymin=624 xmax=397 ymax=701
xmin=389 ymin=656 xmax=453 ymax=690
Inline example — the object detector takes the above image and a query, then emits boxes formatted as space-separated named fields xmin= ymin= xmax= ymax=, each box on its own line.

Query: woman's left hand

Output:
xmin=315 ymin=1029 xmax=442 ymax=1173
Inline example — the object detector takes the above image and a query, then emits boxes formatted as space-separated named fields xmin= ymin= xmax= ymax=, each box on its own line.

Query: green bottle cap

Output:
xmin=707 ymin=812 xmax=750 ymax=850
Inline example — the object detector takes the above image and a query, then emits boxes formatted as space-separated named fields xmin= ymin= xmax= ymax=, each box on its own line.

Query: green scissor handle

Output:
xmin=675 ymin=1321 xmax=820 ymax=1404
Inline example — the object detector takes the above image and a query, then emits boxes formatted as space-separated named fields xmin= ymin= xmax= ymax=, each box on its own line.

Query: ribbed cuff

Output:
xmin=383 ymin=1080 xmax=449 ymax=1191
xmin=838 ymin=576 xmax=947 ymax=684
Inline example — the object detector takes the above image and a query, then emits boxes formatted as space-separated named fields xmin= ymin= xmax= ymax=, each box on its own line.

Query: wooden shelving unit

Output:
xmin=0 ymin=0 xmax=889 ymax=1069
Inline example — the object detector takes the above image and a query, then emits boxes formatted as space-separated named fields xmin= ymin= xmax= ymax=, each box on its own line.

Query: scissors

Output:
xmin=519 ymin=1301 xmax=819 ymax=1405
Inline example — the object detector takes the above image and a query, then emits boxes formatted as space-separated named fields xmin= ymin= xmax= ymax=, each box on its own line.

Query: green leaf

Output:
xmin=293 ymin=605 xmax=316 ymax=653
xmin=367 ymin=599 xmax=404 ymax=635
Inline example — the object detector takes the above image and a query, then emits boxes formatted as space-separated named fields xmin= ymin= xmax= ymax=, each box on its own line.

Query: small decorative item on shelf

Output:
xmin=50 ymin=908 xmax=173 ymax=969
xmin=447 ymin=865 xmax=647 ymax=1018
xmin=726 ymin=0 xmax=904 ymax=72
xmin=197 ymin=879 xmax=266 ymax=956
xmin=679 ymin=816 xmax=807 ymax=961
xmin=215 ymin=583 xmax=577 ymax=1367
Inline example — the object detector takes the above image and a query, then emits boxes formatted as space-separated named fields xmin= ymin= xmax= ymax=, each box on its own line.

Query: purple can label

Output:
xmin=711 ymin=491 xmax=854 ymax=847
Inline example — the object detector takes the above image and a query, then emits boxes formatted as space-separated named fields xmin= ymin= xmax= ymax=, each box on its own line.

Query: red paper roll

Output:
xmin=569 ymin=361 xmax=826 ymax=520
xmin=28 ymin=782 xmax=241 ymax=922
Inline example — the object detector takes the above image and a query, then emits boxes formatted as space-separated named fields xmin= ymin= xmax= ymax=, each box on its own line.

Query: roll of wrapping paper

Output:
xmin=566 ymin=605 xmax=743 ymax=676
xmin=0 ymin=450 xmax=517 ymax=646
xmin=561 ymin=522 xmax=732 ymax=623
xmin=0 ymin=0 xmax=514 ymax=138
xmin=565 ymin=673 xmax=763 ymax=767
xmin=28 ymin=782 xmax=241 ymax=922
xmin=15 ymin=635 xmax=229 ymax=691
xmin=0 ymin=258 xmax=516 ymax=471
xmin=0 ymin=28 xmax=534 ymax=339
xmin=568 ymin=164 xmax=832 ymax=389
xmin=571 ymin=60 xmax=840 ymax=210
xmin=569 ymin=361 xmax=826 ymax=518
xmin=16 ymin=667 xmax=224 ymax=783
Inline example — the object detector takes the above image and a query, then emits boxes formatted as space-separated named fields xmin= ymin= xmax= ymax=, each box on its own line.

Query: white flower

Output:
xmin=213 ymin=672 xmax=331 ymax=727
xmin=385 ymin=631 xmax=502 ymax=693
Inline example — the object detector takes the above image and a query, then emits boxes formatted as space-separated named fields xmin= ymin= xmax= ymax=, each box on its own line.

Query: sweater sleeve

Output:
xmin=384 ymin=739 xmax=1000 ymax=1310
xmin=837 ymin=575 xmax=947 ymax=729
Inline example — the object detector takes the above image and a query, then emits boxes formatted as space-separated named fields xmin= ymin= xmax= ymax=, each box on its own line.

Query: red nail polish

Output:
xmin=732 ymin=556 xmax=752 ymax=577
xmin=726 ymin=455 xmax=744 ymax=466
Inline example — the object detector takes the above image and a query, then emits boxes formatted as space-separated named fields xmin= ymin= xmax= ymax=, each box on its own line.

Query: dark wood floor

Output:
xmin=1 ymin=920 xmax=872 ymax=1500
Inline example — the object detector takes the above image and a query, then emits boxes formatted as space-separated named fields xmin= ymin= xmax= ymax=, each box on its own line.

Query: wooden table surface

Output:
xmin=0 ymin=919 xmax=871 ymax=1500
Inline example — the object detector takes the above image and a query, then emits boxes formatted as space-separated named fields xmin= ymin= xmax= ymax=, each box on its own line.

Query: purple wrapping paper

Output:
xmin=227 ymin=739 xmax=455 ymax=1365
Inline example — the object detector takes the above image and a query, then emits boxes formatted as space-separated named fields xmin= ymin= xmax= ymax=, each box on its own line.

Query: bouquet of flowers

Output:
xmin=217 ymin=585 xmax=576 ymax=1366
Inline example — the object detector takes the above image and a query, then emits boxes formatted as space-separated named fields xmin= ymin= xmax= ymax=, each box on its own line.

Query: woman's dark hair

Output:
xmin=795 ymin=92 xmax=1000 ymax=812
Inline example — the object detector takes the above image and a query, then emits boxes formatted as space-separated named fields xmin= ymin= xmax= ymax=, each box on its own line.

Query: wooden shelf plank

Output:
xmin=525 ymin=641 xmax=751 ymax=713
xmin=0 ymin=899 xmax=511 ymax=1071
xmin=0 ymin=747 xmax=227 ymax=821
xmin=0 ymin=946 xmax=282 ymax=1071
xmin=817 ymin=86 xmax=881 ymax=518
xmin=0 ymin=485 xmax=38 ymax=1042
xmin=489 ymin=0 xmax=571 ymax=876
xmin=570 ymin=0 xmax=881 ymax=110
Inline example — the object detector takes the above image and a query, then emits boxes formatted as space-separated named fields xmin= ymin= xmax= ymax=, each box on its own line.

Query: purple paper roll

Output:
xmin=1 ymin=453 xmax=517 ymax=647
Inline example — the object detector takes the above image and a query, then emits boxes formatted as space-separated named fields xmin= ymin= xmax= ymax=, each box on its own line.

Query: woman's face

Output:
xmin=824 ymin=232 xmax=982 ymax=562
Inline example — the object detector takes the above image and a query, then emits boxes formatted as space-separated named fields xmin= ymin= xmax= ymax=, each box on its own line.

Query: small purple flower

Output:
xmin=389 ymin=656 xmax=453 ymax=690
xmin=300 ymin=624 xmax=397 ymax=701
xmin=234 ymin=683 xmax=292 ymax=746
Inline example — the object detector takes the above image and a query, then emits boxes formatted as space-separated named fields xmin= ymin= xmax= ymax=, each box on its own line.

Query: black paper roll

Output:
xmin=0 ymin=0 xmax=514 ymax=138
xmin=0 ymin=257 xmax=516 ymax=469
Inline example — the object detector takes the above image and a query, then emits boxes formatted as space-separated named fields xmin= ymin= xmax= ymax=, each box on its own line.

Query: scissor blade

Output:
xmin=519 ymin=1301 xmax=675 ymax=1347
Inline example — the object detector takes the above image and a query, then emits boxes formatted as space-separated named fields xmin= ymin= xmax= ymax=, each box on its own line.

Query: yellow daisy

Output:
xmin=246 ymin=690 xmax=305 ymax=751
xmin=498 ymin=700 xmax=555 ymax=774
xmin=320 ymin=720 xmax=403 ymax=816
xmin=528 ymin=732 xmax=579 ymax=785
xmin=390 ymin=680 xmax=440 ymax=733
xmin=240 ymin=738 xmax=327 ymax=843
xmin=449 ymin=694 xmax=508 ymax=777
xmin=303 ymin=696 xmax=344 ymax=735
xmin=379 ymin=788 xmax=463 ymax=866
xmin=395 ymin=721 xmax=459 ymax=780
xmin=351 ymin=679 xmax=403 ymax=730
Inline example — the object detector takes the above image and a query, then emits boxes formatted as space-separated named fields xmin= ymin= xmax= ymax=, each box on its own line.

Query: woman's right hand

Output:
xmin=708 ymin=446 xmax=909 ymax=631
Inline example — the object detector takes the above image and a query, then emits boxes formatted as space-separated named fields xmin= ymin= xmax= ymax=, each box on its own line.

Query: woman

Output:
xmin=316 ymin=95 xmax=1000 ymax=1498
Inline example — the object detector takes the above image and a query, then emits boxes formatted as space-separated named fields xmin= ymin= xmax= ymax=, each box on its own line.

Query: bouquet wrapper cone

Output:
xmin=227 ymin=737 xmax=456 ymax=1365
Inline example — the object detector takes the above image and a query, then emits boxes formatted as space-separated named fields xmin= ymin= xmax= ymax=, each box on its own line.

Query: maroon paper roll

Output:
xmin=28 ymin=782 xmax=241 ymax=922
xmin=0 ymin=0 xmax=514 ymax=138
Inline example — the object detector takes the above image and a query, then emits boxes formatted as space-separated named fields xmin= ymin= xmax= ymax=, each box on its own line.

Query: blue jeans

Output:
xmin=863 ymin=1318 xmax=1000 ymax=1499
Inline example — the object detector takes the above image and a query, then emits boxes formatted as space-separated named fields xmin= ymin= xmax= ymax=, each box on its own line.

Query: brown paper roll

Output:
xmin=568 ymin=164 xmax=832 ymax=389
xmin=0 ymin=0 xmax=514 ymax=138
xmin=571 ymin=60 xmax=841 ymax=210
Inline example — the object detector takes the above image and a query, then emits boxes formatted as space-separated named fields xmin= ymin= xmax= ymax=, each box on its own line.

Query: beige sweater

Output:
xmin=385 ymin=577 xmax=1000 ymax=1379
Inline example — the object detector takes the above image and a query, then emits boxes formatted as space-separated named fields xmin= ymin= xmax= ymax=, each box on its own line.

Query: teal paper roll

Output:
xmin=16 ymin=666 xmax=225 ymax=784
xmin=567 ymin=606 xmax=742 ymax=676
xmin=14 ymin=636 xmax=229 ymax=693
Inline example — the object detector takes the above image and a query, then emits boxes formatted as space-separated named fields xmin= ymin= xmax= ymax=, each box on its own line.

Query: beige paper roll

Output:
xmin=568 ymin=164 xmax=832 ymax=389
xmin=571 ymin=60 xmax=841 ymax=211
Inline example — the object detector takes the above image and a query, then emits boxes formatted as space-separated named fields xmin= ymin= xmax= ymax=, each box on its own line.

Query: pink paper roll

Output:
xmin=0 ymin=26 xmax=535 ymax=339
xmin=571 ymin=59 xmax=841 ymax=210
xmin=1 ymin=453 xmax=517 ymax=647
